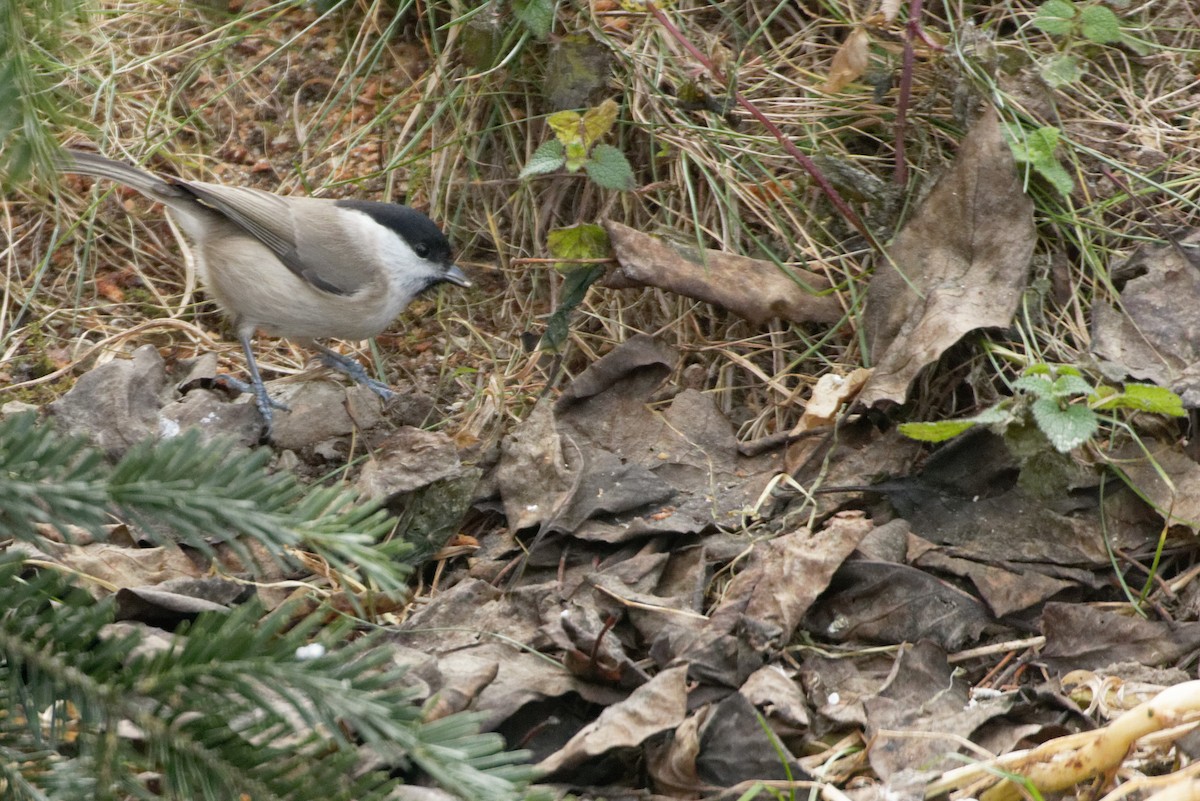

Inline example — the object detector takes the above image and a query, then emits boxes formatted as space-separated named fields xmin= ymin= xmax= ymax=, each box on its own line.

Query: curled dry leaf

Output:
xmin=797 ymin=368 xmax=871 ymax=431
xmin=1091 ymin=232 xmax=1200 ymax=406
xmin=1111 ymin=439 xmax=1200 ymax=530
xmin=860 ymin=108 xmax=1035 ymax=407
xmin=878 ymin=0 xmax=902 ymax=23
xmin=823 ymin=28 xmax=872 ymax=93
xmin=536 ymin=664 xmax=689 ymax=776
xmin=602 ymin=221 xmax=844 ymax=326
xmin=784 ymin=367 xmax=871 ymax=471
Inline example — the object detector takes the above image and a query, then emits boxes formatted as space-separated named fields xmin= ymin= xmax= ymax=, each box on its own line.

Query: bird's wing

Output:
xmin=177 ymin=181 xmax=365 ymax=296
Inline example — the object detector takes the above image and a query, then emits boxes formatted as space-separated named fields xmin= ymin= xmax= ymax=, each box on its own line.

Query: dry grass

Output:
xmin=3 ymin=0 xmax=1200 ymax=451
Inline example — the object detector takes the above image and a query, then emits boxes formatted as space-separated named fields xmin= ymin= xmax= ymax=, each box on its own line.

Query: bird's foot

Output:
xmin=315 ymin=347 xmax=396 ymax=401
xmin=212 ymin=373 xmax=290 ymax=437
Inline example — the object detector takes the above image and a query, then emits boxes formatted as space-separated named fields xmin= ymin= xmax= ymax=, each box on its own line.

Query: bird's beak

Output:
xmin=444 ymin=264 xmax=471 ymax=288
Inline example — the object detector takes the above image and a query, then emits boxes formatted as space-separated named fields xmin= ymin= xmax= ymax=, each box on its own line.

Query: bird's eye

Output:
xmin=415 ymin=243 xmax=430 ymax=258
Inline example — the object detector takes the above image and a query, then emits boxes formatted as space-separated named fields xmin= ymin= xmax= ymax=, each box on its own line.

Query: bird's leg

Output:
xmin=212 ymin=331 xmax=290 ymax=435
xmin=312 ymin=342 xmax=395 ymax=401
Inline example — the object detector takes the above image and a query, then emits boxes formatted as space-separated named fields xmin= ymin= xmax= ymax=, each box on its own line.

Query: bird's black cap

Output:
xmin=335 ymin=199 xmax=454 ymax=268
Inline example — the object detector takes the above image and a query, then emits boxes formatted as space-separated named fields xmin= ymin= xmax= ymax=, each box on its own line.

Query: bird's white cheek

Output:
xmin=370 ymin=231 xmax=428 ymax=317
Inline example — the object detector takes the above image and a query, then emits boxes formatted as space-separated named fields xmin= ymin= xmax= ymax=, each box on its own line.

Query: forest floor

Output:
xmin=7 ymin=1 xmax=1200 ymax=799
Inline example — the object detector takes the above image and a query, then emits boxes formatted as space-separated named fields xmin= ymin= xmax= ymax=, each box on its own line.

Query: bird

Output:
xmin=57 ymin=148 xmax=470 ymax=435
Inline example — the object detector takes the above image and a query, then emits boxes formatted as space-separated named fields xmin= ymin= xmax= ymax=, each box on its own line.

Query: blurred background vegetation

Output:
xmin=5 ymin=0 xmax=1200 ymax=444
xmin=5 ymin=1 xmax=1200 ymax=798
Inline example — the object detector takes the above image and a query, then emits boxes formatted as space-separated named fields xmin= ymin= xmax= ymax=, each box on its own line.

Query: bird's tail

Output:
xmin=57 ymin=149 xmax=187 ymax=204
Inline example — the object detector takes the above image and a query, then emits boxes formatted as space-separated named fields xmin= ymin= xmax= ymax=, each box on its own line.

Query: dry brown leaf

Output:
xmin=1112 ymin=439 xmax=1200 ymax=529
xmin=693 ymin=692 xmax=809 ymax=785
xmin=878 ymin=0 xmax=902 ymax=23
xmin=860 ymin=108 xmax=1035 ymax=406
xmin=49 ymin=542 xmax=206 ymax=596
xmin=739 ymin=665 xmax=810 ymax=729
xmin=673 ymin=512 xmax=875 ymax=687
xmin=603 ymin=221 xmax=844 ymax=326
xmin=1042 ymin=603 xmax=1200 ymax=673
xmin=783 ymin=367 xmax=871 ymax=472
xmin=791 ymin=368 xmax=871 ymax=440
xmin=807 ymin=560 xmax=991 ymax=650
xmin=1091 ymin=233 xmax=1200 ymax=406
xmin=823 ymin=28 xmax=872 ymax=93
xmin=536 ymin=664 xmax=689 ymax=776
xmin=495 ymin=398 xmax=575 ymax=531
xmin=715 ymin=511 xmax=874 ymax=644
xmin=911 ymin=543 xmax=1075 ymax=618
xmin=647 ymin=710 xmax=704 ymax=796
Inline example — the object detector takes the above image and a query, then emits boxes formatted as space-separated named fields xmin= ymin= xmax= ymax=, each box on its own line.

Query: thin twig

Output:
xmin=645 ymin=1 xmax=878 ymax=250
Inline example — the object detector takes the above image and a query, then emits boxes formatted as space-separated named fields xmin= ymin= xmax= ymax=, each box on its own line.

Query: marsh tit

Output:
xmin=58 ymin=148 xmax=469 ymax=434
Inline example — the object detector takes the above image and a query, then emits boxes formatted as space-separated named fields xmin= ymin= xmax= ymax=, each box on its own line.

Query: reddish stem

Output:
xmin=646 ymin=2 xmax=877 ymax=249
xmin=893 ymin=0 xmax=924 ymax=187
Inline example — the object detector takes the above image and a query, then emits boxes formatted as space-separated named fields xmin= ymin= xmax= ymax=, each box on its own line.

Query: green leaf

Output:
xmin=518 ymin=139 xmax=565 ymax=178
xmin=540 ymin=224 xmax=612 ymax=351
xmin=1050 ymin=373 xmax=1094 ymax=397
xmin=585 ymin=143 xmax=636 ymax=191
xmin=1092 ymin=383 xmax=1186 ymax=416
xmin=1033 ymin=0 xmax=1078 ymax=36
xmin=1079 ymin=4 xmax=1122 ymax=43
xmin=560 ymin=264 xmax=606 ymax=311
xmin=548 ymin=109 xmax=585 ymax=146
xmin=1009 ymin=125 xmax=1074 ymax=197
xmin=898 ymin=405 xmax=1013 ymax=443
xmin=898 ymin=419 xmax=980 ymax=443
xmin=1013 ymin=374 xmax=1054 ymax=397
xmin=579 ymin=98 xmax=619 ymax=149
xmin=564 ymin=139 xmax=590 ymax=171
xmin=547 ymin=223 xmax=610 ymax=268
xmin=1032 ymin=158 xmax=1074 ymax=197
xmin=1030 ymin=398 xmax=1099 ymax=452
xmin=512 ymin=0 xmax=554 ymax=39
xmin=1041 ymin=53 xmax=1083 ymax=87
xmin=541 ymin=265 xmax=605 ymax=352
xmin=547 ymin=101 xmax=622 ymax=174
xmin=1010 ymin=125 xmax=1060 ymax=165
xmin=973 ymin=405 xmax=1015 ymax=426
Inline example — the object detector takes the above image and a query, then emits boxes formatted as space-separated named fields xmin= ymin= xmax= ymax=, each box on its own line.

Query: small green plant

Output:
xmin=900 ymin=364 xmax=1185 ymax=453
xmin=1033 ymin=0 xmax=1123 ymax=45
xmin=519 ymin=98 xmax=635 ymax=191
xmin=512 ymin=0 xmax=555 ymax=38
xmin=1007 ymin=123 xmax=1074 ymax=197
xmin=1030 ymin=0 xmax=1145 ymax=87
xmin=540 ymin=223 xmax=610 ymax=351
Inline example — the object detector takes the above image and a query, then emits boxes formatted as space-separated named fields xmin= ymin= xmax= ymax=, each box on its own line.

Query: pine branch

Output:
xmin=0 ymin=739 xmax=97 ymax=800
xmin=0 ymin=563 xmax=535 ymax=801
xmin=0 ymin=412 xmax=411 ymax=591
xmin=0 ymin=412 xmax=109 ymax=540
